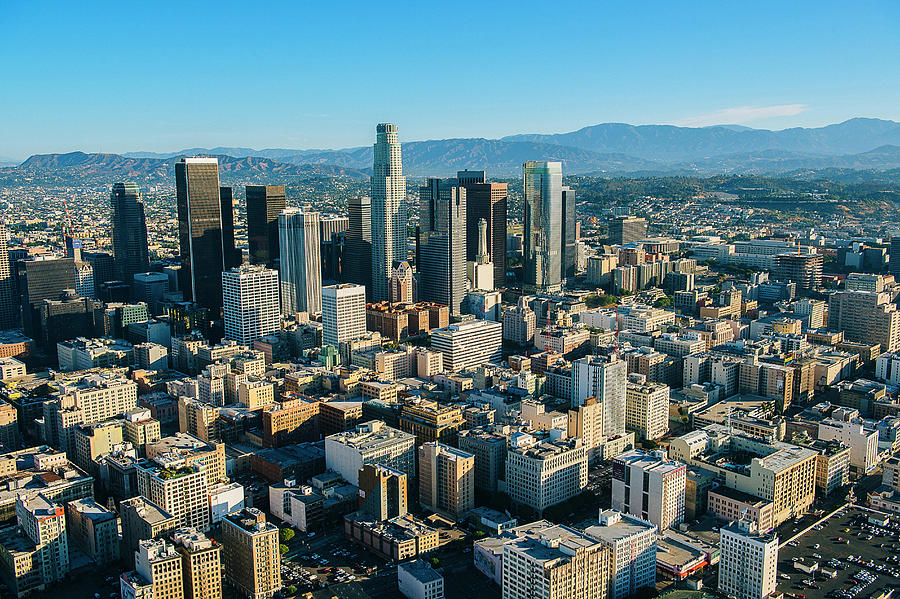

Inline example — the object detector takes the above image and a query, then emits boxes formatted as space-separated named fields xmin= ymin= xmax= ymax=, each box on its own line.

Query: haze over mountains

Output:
xmin=11 ymin=118 xmax=900 ymax=180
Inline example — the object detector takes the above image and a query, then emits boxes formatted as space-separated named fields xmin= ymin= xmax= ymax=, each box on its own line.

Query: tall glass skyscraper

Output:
xmin=175 ymin=157 xmax=228 ymax=312
xmin=523 ymin=161 xmax=563 ymax=293
xmin=561 ymin=186 xmax=577 ymax=283
xmin=246 ymin=185 xmax=286 ymax=267
xmin=417 ymin=178 xmax=466 ymax=315
xmin=110 ymin=182 xmax=150 ymax=282
xmin=278 ymin=208 xmax=322 ymax=314
xmin=344 ymin=197 xmax=372 ymax=296
xmin=0 ymin=225 xmax=17 ymax=328
xmin=370 ymin=123 xmax=407 ymax=301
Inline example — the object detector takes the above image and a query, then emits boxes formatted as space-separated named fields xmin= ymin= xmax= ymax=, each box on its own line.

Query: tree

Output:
xmin=429 ymin=557 xmax=440 ymax=568
xmin=280 ymin=528 xmax=295 ymax=542
xmin=285 ymin=585 xmax=298 ymax=597
xmin=279 ymin=543 xmax=289 ymax=555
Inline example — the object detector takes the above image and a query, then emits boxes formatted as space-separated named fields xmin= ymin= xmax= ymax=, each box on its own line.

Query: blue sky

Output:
xmin=1 ymin=0 xmax=898 ymax=160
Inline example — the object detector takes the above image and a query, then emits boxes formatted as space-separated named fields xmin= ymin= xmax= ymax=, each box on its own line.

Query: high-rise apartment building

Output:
xmin=608 ymin=216 xmax=647 ymax=245
xmin=718 ymin=519 xmax=779 ymax=599
xmin=523 ymin=161 xmax=564 ymax=293
xmin=176 ymin=158 xmax=229 ymax=311
xmin=221 ymin=508 xmax=281 ymax=599
xmin=625 ymin=379 xmax=670 ymax=441
xmin=222 ymin=266 xmax=280 ymax=345
xmin=573 ymin=355 xmax=627 ymax=439
xmin=135 ymin=457 xmax=211 ymax=531
xmin=110 ymin=182 xmax=150 ymax=281
xmin=430 ymin=319 xmax=502 ymax=372
xmin=458 ymin=171 xmax=507 ymax=287
xmin=502 ymin=296 xmax=536 ymax=347
xmin=371 ymin=123 xmax=407 ymax=301
xmin=322 ymin=283 xmax=366 ymax=349
xmin=65 ymin=497 xmax=119 ymax=565
xmin=611 ymin=449 xmax=685 ymax=530
xmin=16 ymin=494 xmax=70 ymax=586
xmin=828 ymin=289 xmax=900 ymax=352
xmin=505 ymin=436 xmax=587 ymax=515
xmin=246 ymin=185 xmax=286 ymax=267
xmin=120 ymin=496 xmax=179 ymax=560
xmin=585 ymin=510 xmax=657 ymax=599
xmin=458 ymin=427 xmax=508 ymax=494
xmin=567 ymin=396 xmax=605 ymax=460
xmin=500 ymin=521 xmax=613 ymax=599
xmin=173 ymin=528 xmax=223 ymax=599
xmin=278 ymin=208 xmax=322 ymax=314
xmin=358 ymin=463 xmax=408 ymax=521
xmin=344 ymin=197 xmax=372 ymax=295
xmin=418 ymin=442 xmax=474 ymax=519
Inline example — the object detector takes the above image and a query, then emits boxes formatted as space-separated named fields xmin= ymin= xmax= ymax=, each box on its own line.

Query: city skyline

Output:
xmin=1 ymin=1 xmax=899 ymax=159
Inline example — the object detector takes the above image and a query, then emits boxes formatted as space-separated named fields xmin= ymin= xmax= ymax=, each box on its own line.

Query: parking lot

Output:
xmin=776 ymin=507 xmax=900 ymax=599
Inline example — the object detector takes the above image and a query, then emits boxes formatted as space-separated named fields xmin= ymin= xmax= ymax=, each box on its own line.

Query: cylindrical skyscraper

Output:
xmin=370 ymin=123 xmax=407 ymax=301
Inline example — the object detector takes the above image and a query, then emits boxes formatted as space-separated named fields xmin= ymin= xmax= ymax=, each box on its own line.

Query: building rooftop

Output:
xmin=585 ymin=510 xmax=656 ymax=543
xmin=121 ymin=496 xmax=176 ymax=525
xmin=67 ymin=497 xmax=116 ymax=521
xmin=224 ymin=507 xmax=277 ymax=535
xmin=399 ymin=559 xmax=443 ymax=584
xmin=325 ymin=420 xmax=414 ymax=451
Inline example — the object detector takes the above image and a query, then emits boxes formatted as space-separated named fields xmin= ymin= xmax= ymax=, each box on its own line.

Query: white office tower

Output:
xmin=467 ymin=218 xmax=494 ymax=291
xmin=611 ymin=449 xmax=685 ymax=531
xmin=371 ymin=123 xmax=407 ymax=301
xmin=430 ymin=320 xmax=502 ymax=372
xmin=718 ymin=519 xmax=779 ymax=599
xmin=573 ymin=355 xmax=627 ymax=439
xmin=523 ymin=161 xmax=563 ymax=293
xmin=322 ymin=283 xmax=367 ymax=349
xmin=586 ymin=510 xmax=657 ymax=599
xmin=500 ymin=521 xmax=613 ymax=599
xmin=222 ymin=265 xmax=280 ymax=346
xmin=278 ymin=208 xmax=322 ymax=314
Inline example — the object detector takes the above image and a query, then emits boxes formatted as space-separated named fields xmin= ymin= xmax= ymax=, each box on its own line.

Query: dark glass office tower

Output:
xmin=18 ymin=258 xmax=76 ymax=339
xmin=220 ymin=186 xmax=241 ymax=269
xmin=246 ymin=184 xmax=286 ymax=267
xmin=417 ymin=178 xmax=466 ymax=315
xmin=343 ymin=197 xmax=372 ymax=297
xmin=175 ymin=158 xmax=228 ymax=312
xmin=458 ymin=171 xmax=507 ymax=287
xmin=110 ymin=182 xmax=150 ymax=281
xmin=561 ymin=186 xmax=576 ymax=282
xmin=0 ymin=225 xmax=17 ymax=329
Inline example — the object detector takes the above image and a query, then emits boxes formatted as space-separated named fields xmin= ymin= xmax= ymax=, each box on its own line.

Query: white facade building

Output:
xmin=322 ymin=283 xmax=367 ymax=349
xmin=223 ymin=265 xmax=280 ymax=346
xmin=324 ymin=420 xmax=416 ymax=486
xmin=718 ymin=519 xmax=779 ymax=599
xmin=398 ymin=559 xmax=444 ymax=599
xmin=573 ymin=355 xmax=627 ymax=439
xmin=585 ymin=510 xmax=657 ymax=599
xmin=611 ymin=449 xmax=685 ymax=531
xmin=430 ymin=320 xmax=502 ymax=372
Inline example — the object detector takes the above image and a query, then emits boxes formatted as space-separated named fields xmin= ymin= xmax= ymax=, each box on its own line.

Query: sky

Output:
xmin=1 ymin=0 xmax=899 ymax=160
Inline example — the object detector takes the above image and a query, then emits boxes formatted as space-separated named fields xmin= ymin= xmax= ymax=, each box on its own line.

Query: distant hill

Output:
xmin=18 ymin=118 xmax=900 ymax=180
xmin=15 ymin=151 xmax=369 ymax=184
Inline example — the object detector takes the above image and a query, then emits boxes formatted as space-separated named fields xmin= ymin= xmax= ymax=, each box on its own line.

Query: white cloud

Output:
xmin=673 ymin=104 xmax=807 ymax=127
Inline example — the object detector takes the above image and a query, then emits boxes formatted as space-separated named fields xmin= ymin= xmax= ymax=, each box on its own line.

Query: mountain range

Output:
xmin=10 ymin=118 xmax=900 ymax=181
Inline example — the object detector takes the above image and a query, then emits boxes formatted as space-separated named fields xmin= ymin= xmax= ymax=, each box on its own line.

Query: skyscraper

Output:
xmin=523 ymin=161 xmax=564 ymax=293
xmin=246 ymin=185 xmax=286 ymax=267
xmin=110 ymin=182 xmax=150 ymax=282
xmin=343 ymin=197 xmax=372 ymax=295
xmin=561 ymin=186 xmax=577 ymax=282
xmin=718 ymin=519 xmax=778 ymax=599
xmin=219 ymin=186 xmax=241 ymax=269
xmin=467 ymin=218 xmax=494 ymax=291
xmin=0 ymin=224 xmax=18 ymax=328
xmin=278 ymin=208 xmax=322 ymax=314
xmin=417 ymin=178 xmax=466 ymax=315
xmin=175 ymin=158 xmax=228 ymax=312
xmin=458 ymin=170 xmax=507 ymax=287
xmin=222 ymin=265 xmax=281 ymax=345
xmin=322 ymin=283 xmax=366 ymax=348
xmin=370 ymin=124 xmax=407 ymax=301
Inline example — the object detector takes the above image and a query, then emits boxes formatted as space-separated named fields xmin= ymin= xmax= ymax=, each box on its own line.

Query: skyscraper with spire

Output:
xmin=370 ymin=124 xmax=407 ymax=301
xmin=110 ymin=182 xmax=150 ymax=282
